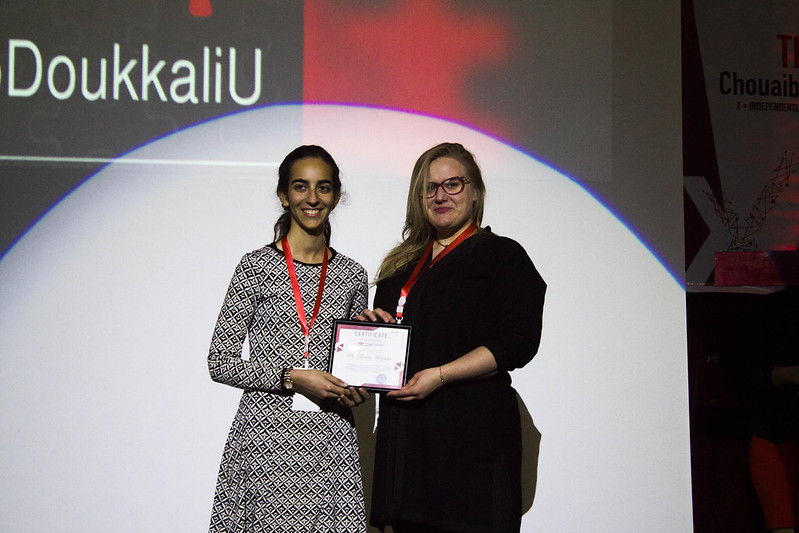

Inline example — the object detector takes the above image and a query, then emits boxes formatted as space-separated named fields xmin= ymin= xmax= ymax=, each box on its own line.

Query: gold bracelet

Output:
xmin=439 ymin=366 xmax=445 ymax=385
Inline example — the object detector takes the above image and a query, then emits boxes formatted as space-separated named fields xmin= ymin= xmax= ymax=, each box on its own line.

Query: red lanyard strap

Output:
xmin=282 ymin=237 xmax=328 ymax=365
xmin=396 ymin=223 xmax=476 ymax=323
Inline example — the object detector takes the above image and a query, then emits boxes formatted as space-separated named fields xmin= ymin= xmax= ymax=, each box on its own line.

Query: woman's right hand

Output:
xmin=290 ymin=368 xmax=371 ymax=407
xmin=354 ymin=307 xmax=396 ymax=323
xmin=290 ymin=368 xmax=350 ymax=401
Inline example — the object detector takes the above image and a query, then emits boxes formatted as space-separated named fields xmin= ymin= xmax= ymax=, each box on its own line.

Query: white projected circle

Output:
xmin=0 ymin=105 xmax=691 ymax=531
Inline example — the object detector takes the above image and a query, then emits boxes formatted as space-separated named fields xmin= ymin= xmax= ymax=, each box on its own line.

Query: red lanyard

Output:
xmin=282 ymin=237 xmax=328 ymax=366
xmin=395 ymin=223 xmax=476 ymax=324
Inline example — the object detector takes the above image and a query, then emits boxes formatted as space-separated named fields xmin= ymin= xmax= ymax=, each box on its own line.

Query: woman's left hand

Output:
xmin=338 ymin=386 xmax=371 ymax=408
xmin=386 ymin=367 xmax=443 ymax=401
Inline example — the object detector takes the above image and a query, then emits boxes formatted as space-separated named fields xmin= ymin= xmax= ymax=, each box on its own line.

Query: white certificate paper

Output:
xmin=328 ymin=320 xmax=411 ymax=391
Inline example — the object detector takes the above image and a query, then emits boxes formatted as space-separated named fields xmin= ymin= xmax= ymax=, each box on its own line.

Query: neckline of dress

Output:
xmin=269 ymin=242 xmax=336 ymax=265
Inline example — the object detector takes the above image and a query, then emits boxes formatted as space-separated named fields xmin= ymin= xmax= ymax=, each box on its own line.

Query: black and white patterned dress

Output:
xmin=208 ymin=243 xmax=369 ymax=533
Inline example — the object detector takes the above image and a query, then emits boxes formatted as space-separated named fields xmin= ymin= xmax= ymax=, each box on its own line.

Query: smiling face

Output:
xmin=425 ymin=156 xmax=478 ymax=239
xmin=278 ymin=157 xmax=339 ymax=237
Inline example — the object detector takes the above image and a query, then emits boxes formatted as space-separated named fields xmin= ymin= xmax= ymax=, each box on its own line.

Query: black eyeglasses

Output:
xmin=425 ymin=176 xmax=471 ymax=198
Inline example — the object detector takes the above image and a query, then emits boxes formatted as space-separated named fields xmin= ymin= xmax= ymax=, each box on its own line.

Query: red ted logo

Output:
xmin=190 ymin=0 xmax=213 ymax=17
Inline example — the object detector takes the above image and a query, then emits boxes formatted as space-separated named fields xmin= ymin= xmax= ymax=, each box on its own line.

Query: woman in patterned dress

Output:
xmin=207 ymin=145 xmax=371 ymax=532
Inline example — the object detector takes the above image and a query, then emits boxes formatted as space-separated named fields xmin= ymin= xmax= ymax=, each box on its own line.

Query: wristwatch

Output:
xmin=281 ymin=368 xmax=294 ymax=392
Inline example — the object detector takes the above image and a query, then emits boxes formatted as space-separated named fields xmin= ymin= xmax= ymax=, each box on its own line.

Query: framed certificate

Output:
xmin=328 ymin=319 xmax=412 ymax=392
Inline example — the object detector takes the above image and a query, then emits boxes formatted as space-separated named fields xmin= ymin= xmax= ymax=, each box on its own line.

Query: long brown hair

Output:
xmin=374 ymin=142 xmax=486 ymax=283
